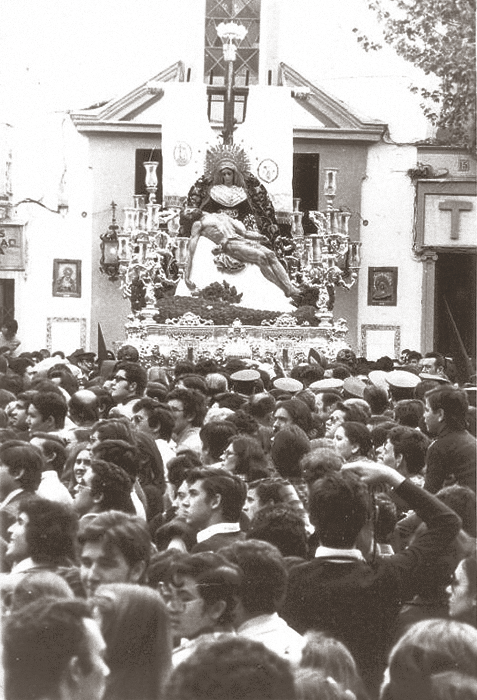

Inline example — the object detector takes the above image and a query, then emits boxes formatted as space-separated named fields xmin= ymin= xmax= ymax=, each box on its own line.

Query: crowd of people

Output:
xmin=0 ymin=330 xmax=476 ymax=700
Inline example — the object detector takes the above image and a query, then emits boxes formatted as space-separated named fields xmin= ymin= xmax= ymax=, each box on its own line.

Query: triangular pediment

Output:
xmin=71 ymin=62 xmax=185 ymax=131
xmin=278 ymin=62 xmax=387 ymax=139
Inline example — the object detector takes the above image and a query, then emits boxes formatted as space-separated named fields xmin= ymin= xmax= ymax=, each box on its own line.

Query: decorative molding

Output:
xmin=278 ymin=62 xmax=387 ymax=141
xmin=360 ymin=324 xmax=401 ymax=359
xmin=71 ymin=61 xmax=184 ymax=131
xmin=46 ymin=317 xmax=87 ymax=352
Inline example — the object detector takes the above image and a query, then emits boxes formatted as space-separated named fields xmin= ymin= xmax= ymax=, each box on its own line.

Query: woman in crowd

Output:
xmin=92 ymin=583 xmax=172 ymax=700
xmin=381 ymin=619 xmax=477 ymax=700
xmin=62 ymin=441 xmax=91 ymax=496
xmin=448 ymin=555 xmax=477 ymax=627
xmin=333 ymin=422 xmax=374 ymax=463
xmin=221 ymin=434 xmax=273 ymax=481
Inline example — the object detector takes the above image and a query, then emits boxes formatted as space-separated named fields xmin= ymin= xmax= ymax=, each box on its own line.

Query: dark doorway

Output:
xmin=293 ymin=154 xmax=319 ymax=212
xmin=0 ymin=279 xmax=14 ymax=326
xmin=435 ymin=252 xmax=476 ymax=381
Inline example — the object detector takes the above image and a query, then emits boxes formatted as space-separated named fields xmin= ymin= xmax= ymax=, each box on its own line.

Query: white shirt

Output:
xmin=237 ymin=613 xmax=305 ymax=665
xmin=314 ymin=545 xmax=365 ymax=561
xmin=196 ymin=522 xmax=241 ymax=544
xmin=36 ymin=471 xmax=73 ymax=506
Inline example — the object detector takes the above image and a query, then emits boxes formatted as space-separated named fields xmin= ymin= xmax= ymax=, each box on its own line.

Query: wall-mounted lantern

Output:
xmin=99 ymin=201 xmax=120 ymax=281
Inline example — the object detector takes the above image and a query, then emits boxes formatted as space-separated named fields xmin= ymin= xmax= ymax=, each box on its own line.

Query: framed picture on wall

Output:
xmin=368 ymin=267 xmax=398 ymax=306
xmin=52 ymin=259 xmax=81 ymax=298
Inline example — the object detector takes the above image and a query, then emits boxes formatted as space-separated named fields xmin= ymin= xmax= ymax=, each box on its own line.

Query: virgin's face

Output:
xmin=221 ymin=168 xmax=234 ymax=186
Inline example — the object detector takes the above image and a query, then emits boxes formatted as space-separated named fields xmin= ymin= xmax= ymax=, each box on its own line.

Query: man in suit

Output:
xmin=182 ymin=467 xmax=246 ymax=553
xmin=282 ymin=464 xmax=461 ymax=697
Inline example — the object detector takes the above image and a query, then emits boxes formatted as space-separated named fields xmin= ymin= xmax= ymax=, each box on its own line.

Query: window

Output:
xmin=204 ymin=0 xmax=261 ymax=86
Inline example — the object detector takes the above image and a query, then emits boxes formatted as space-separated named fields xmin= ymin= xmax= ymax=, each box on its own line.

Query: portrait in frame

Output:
xmin=52 ymin=259 xmax=81 ymax=298
xmin=368 ymin=267 xmax=398 ymax=306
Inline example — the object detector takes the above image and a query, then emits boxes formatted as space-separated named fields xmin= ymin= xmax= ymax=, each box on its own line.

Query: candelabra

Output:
xmin=289 ymin=169 xmax=361 ymax=325
xmin=117 ymin=162 xmax=184 ymax=316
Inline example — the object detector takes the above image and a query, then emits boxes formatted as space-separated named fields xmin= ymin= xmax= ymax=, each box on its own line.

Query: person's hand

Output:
xmin=342 ymin=461 xmax=405 ymax=488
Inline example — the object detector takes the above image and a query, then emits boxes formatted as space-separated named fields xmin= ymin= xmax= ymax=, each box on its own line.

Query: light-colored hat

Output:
xmin=230 ymin=369 xmax=260 ymax=383
xmin=342 ymin=376 xmax=366 ymax=398
xmin=273 ymin=377 xmax=303 ymax=393
xmin=386 ymin=370 xmax=421 ymax=388
xmin=368 ymin=370 xmax=389 ymax=391
xmin=309 ymin=378 xmax=344 ymax=392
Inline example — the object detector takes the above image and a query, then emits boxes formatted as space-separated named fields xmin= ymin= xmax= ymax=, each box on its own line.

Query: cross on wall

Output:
xmin=438 ymin=199 xmax=473 ymax=240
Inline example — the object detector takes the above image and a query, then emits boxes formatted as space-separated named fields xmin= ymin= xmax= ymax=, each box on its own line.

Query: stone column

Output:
xmin=419 ymin=249 xmax=438 ymax=353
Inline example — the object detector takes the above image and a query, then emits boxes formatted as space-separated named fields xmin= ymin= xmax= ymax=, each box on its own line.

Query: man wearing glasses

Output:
xmin=109 ymin=361 xmax=147 ymax=419
xmin=167 ymin=387 xmax=207 ymax=456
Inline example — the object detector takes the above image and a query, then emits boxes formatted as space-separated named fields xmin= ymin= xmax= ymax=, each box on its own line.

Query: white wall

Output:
xmin=358 ymin=142 xmax=423 ymax=357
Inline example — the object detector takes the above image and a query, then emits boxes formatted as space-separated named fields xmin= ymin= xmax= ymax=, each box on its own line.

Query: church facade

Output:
xmin=1 ymin=0 xmax=475 ymax=364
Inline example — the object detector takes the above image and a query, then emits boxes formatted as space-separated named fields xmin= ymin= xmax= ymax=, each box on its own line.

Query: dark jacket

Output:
xmin=424 ymin=425 xmax=476 ymax=493
xmin=282 ymin=480 xmax=461 ymax=697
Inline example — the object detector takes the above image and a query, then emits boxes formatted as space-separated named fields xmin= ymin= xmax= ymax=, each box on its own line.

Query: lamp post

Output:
xmin=217 ymin=21 xmax=247 ymax=145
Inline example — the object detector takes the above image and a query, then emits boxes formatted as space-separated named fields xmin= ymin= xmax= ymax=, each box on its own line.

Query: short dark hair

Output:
xmin=78 ymin=510 xmax=151 ymax=574
xmin=301 ymin=448 xmax=343 ymax=486
xmin=30 ymin=432 xmax=67 ymax=474
xmin=92 ymin=439 xmax=139 ymax=480
xmin=169 ymin=551 xmax=242 ymax=625
xmin=388 ymin=426 xmax=430 ymax=474
xmin=437 ymin=485 xmax=476 ymax=537
xmin=425 ymin=386 xmax=469 ymax=429
xmin=2 ymin=318 xmax=18 ymax=335
xmin=363 ymin=385 xmax=389 ymax=415
xmin=4 ymin=597 xmax=95 ymax=700
xmin=220 ymin=539 xmax=288 ymax=614
xmin=334 ymin=401 xmax=369 ymax=425
xmin=30 ymin=392 xmax=68 ymax=429
xmin=176 ymin=373 xmax=208 ymax=394
xmin=393 ymin=399 xmax=425 ymax=428
xmin=132 ymin=398 xmax=175 ymax=440
xmin=167 ymin=452 xmax=202 ymax=492
xmin=91 ymin=417 xmax=134 ymax=444
xmin=117 ymin=344 xmax=139 ymax=363
xmin=200 ymin=421 xmax=238 ymax=461
xmin=0 ymin=440 xmax=43 ymax=491
xmin=68 ymin=392 xmax=99 ymax=425
xmin=276 ymin=399 xmax=312 ymax=434
xmin=186 ymin=467 xmax=247 ymax=522
xmin=340 ymin=421 xmax=374 ymax=458
xmin=246 ymin=505 xmax=308 ymax=559
xmin=165 ymin=635 xmax=295 ymax=700
xmin=168 ymin=387 xmax=207 ymax=427
xmin=20 ymin=497 xmax=78 ymax=565
xmin=89 ymin=459 xmax=135 ymax=514
xmin=114 ymin=361 xmax=147 ymax=396
xmin=246 ymin=393 xmax=276 ymax=420
xmin=309 ymin=472 xmax=371 ymax=548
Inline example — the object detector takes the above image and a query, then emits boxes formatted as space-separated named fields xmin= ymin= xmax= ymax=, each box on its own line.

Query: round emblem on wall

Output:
xmin=173 ymin=142 xmax=192 ymax=167
xmin=257 ymin=159 xmax=279 ymax=183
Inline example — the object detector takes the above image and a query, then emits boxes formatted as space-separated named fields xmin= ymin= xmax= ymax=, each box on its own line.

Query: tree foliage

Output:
xmin=353 ymin=0 xmax=476 ymax=150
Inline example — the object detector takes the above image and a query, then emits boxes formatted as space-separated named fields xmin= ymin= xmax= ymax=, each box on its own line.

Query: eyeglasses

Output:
xmin=157 ymin=583 xmax=199 ymax=612
xmin=112 ymin=375 xmax=128 ymax=383
xmin=168 ymin=406 xmax=184 ymax=414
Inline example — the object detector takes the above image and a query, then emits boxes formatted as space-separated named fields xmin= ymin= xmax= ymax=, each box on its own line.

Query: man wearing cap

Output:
xmin=385 ymin=370 xmax=421 ymax=405
xmin=230 ymin=369 xmax=262 ymax=398
xmin=67 ymin=349 xmax=96 ymax=386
